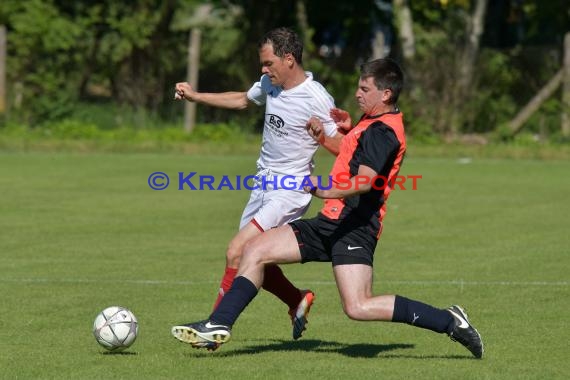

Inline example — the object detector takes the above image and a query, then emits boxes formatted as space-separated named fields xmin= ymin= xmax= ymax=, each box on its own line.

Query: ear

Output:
xmin=381 ymin=88 xmax=392 ymax=103
xmin=285 ymin=53 xmax=295 ymax=67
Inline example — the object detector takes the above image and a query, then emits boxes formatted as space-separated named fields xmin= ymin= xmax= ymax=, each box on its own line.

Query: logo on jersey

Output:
xmin=267 ymin=114 xmax=284 ymax=128
xmin=265 ymin=114 xmax=288 ymax=137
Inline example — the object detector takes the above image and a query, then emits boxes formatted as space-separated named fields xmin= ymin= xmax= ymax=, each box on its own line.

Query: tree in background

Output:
xmin=0 ymin=0 xmax=568 ymax=138
xmin=1 ymin=0 xmax=87 ymax=123
xmin=393 ymin=0 xmax=568 ymax=139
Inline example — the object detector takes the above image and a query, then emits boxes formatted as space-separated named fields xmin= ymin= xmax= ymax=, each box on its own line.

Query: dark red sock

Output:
xmin=212 ymin=267 xmax=238 ymax=311
xmin=262 ymin=265 xmax=302 ymax=310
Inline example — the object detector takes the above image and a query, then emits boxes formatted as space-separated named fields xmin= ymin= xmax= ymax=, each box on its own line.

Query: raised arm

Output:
xmin=174 ymin=82 xmax=249 ymax=110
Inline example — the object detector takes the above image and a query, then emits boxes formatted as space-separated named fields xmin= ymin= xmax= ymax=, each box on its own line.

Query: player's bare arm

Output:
xmin=303 ymin=164 xmax=377 ymax=199
xmin=306 ymin=117 xmax=343 ymax=156
xmin=174 ymin=82 xmax=250 ymax=110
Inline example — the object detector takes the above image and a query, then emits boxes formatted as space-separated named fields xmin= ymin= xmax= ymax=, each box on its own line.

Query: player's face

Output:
xmin=355 ymin=76 xmax=391 ymax=115
xmin=258 ymin=44 xmax=291 ymax=86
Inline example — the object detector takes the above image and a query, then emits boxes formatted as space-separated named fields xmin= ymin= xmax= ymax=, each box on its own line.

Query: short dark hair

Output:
xmin=258 ymin=27 xmax=303 ymax=65
xmin=360 ymin=58 xmax=404 ymax=104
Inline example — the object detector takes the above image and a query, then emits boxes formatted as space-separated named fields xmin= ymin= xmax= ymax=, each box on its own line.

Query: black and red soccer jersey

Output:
xmin=321 ymin=110 xmax=406 ymax=237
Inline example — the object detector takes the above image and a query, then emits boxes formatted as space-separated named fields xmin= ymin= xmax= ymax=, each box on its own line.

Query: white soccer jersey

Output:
xmin=247 ymin=72 xmax=337 ymax=177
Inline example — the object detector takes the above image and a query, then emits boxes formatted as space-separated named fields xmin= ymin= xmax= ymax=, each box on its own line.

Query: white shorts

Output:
xmin=239 ymin=178 xmax=312 ymax=231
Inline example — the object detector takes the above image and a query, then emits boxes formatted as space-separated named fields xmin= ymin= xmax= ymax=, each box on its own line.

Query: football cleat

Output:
xmin=171 ymin=320 xmax=231 ymax=349
xmin=289 ymin=290 xmax=315 ymax=340
xmin=447 ymin=305 xmax=484 ymax=359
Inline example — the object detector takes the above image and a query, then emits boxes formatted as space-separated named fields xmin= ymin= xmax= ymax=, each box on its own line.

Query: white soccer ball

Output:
xmin=93 ymin=306 xmax=138 ymax=351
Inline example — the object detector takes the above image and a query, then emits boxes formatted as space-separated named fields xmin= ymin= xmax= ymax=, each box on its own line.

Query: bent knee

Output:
xmin=342 ymin=302 xmax=367 ymax=321
xmin=226 ymin=241 xmax=244 ymax=266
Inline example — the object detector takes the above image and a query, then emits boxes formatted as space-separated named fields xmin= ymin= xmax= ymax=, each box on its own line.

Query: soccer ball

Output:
xmin=93 ymin=306 xmax=138 ymax=351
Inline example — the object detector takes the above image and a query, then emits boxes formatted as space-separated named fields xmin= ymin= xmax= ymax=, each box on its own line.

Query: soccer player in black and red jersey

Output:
xmin=172 ymin=58 xmax=484 ymax=358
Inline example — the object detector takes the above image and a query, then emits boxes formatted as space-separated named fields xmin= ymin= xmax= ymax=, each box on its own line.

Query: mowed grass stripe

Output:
xmin=0 ymin=277 xmax=567 ymax=287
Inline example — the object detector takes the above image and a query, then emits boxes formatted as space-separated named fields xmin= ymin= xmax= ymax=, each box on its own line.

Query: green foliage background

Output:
xmin=0 ymin=0 xmax=568 ymax=141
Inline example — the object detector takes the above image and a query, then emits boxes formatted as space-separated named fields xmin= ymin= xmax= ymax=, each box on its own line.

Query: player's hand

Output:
xmin=174 ymin=82 xmax=195 ymax=101
xmin=302 ymin=175 xmax=319 ymax=196
xmin=330 ymin=108 xmax=352 ymax=134
xmin=306 ymin=116 xmax=325 ymax=144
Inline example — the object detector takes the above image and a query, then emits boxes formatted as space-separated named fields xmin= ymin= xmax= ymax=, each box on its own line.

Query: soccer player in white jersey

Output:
xmin=172 ymin=27 xmax=343 ymax=348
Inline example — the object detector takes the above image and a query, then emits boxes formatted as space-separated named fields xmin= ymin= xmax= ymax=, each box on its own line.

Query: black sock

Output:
xmin=392 ymin=295 xmax=454 ymax=334
xmin=209 ymin=276 xmax=258 ymax=327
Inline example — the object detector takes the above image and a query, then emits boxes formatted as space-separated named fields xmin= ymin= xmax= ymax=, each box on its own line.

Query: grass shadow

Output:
xmin=380 ymin=353 xmax=477 ymax=360
xmin=101 ymin=351 xmax=138 ymax=356
xmin=184 ymin=339 xmax=479 ymax=360
xmin=187 ymin=339 xmax=415 ymax=358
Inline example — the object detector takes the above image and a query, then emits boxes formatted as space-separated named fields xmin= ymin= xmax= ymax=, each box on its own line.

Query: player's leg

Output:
xmin=239 ymin=224 xmax=303 ymax=284
xmin=253 ymin=189 xmax=315 ymax=337
xmin=209 ymin=225 xmax=302 ymax=327
xmin=173 ymin=221 xmax=261 ymax=350
xmin=221 ymin=221 xmax=313 ymax=339
xmin=172 ymin=225 xmax=302 ymax=348
xmin=211 ymin=185 xmax=266 ymax=310
xmin=212 ymin=222 xmax=261 ymax=310
xmin=333 ymin=264 xmax=483 ymax=358
xmin=262 ymin=265 xmax=314 ymax=338
xmin=333 ymin=264 xmax=394 ymax=321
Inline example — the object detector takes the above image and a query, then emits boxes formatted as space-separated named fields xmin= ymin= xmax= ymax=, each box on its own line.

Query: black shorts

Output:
xmin=289 ymin=213 xmax=379 ymax=267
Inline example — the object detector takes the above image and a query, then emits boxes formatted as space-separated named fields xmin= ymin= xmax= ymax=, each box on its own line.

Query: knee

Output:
xmin=226 ymin=240 xmax=243 ymax=267
xmin=342 ymin=301 xmax=366 ymax=321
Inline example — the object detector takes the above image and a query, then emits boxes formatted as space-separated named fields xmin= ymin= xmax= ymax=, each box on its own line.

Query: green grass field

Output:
xmin=0 ymin=151 xmax=568 ymax=379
